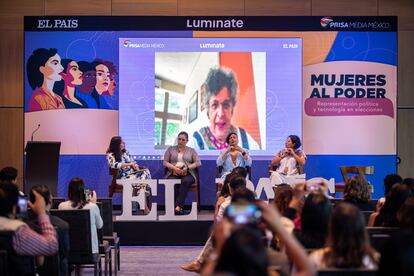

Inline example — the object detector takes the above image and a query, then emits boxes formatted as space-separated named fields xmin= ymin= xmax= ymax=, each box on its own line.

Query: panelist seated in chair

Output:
xmin=270 ymin=135 xmax=306 ymax=186
xmin=58 ymin=177 xmax=103 ymax=254
xmin=107 ymin=136 xmax=151 ymax=181
xmin=107 ymin=136 xmax=152 ymax=210
xmin=217 ymin=132 xmax=252 ymax=179
xmin=163 ymin=131 xmax=201 ymax=215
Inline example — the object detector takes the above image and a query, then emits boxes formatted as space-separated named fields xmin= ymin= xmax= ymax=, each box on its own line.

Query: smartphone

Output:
xmin=16 ymin=195 xmax=28 ymax=219
xmin=84 ymin=188 xmax=92 ymax=201
xmin=306 ymin=182 xmax=322 ymax=192
xmin=224 ymin=204 xmax=262 ymax=225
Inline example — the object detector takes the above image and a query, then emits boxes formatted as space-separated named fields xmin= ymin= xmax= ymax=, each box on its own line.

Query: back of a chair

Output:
xmin=366 ymin=226 xmax=399 ymax=252
xmin=97 ymin=198 xmax=114 ymax=236
xmin=95 ymin=202 xmax=104 ymax=244
xmin=318 ymin=268 xmax=377 ymax=276
xmin=50 ymin=209 xmax=93 ymax=255
xmin=0 ymin=230 xmax=35 ymax=276
xmin=340 ymin=166 xmax=374 ymax=182
xmin=0 ymin=250 xmax=8 ymax=276
xmin=51 ymin=197 xmax=66 ymax=209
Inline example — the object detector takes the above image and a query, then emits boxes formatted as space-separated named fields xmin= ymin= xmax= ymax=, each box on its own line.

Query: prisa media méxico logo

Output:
xmin=320 ymin=17 xmax=333 ymax=27
xmin=320 ymin=16 xmax=390 ymax=29
xmin=123 ymin=40 xmax=130 ymax=47
xmin=122 ymin=41 xmax=165 ymax=49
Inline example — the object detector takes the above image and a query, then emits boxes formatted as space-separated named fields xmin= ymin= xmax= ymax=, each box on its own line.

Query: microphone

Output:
xmin=31 ymin=124 xmax=40 ymax=142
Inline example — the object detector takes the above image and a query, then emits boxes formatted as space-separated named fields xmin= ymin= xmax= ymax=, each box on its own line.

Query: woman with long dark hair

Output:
xmin=58 ymin=177 xmax=103 ymax=254
xmin=106 ymin=136 xmax=152 ymax=211
xmin=293 ymin=191 xmax=331 ymax=249
xmin=310 ymin=202 xmax=378 ymax=269
xmin=106 ymin=136 xmax=151 ymax=180
xmin=374 ymin=184 xmax=411 ymax=227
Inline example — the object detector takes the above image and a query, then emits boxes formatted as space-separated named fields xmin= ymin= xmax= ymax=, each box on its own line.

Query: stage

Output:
xmin=113 ymin=210 xmax=214 ymax=246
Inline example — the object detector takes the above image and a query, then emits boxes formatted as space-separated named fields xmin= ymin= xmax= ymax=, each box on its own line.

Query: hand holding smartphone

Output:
xmin=16 ymin=195 xmax=28 ymax=219
xmin=224 ymin=204 xmax=262 ymax=225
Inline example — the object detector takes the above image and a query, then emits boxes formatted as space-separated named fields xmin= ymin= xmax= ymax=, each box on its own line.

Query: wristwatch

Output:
xmin=242 ymin=151 xmax=246 ymax=156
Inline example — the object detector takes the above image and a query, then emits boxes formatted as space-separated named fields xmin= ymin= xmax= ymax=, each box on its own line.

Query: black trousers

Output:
xmin=167 ymin=174 xmax=195 ymax=208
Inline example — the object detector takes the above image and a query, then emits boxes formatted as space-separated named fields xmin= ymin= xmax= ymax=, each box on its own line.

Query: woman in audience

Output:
xmin=397 ymin=197 xmax=414 ymax=230
xmin=309 ymin=202 xmax=379 ymax=269
xmin=293 ymin=191 xmax=331 ymax=249
xmin=402 ymin=177 xmax=414 ymax=194
xmin=181 ymin=173 xmax=242 ymax=273
xmin=368 ymin=174 xmax=403 ymax=225
xmin=163 ymin=131 xmax=201 ymax=215
xmin=213 ymin=227 xmax=270 ymax=276
xmin=373 ymin=184 xmax=411 ymax=227
xmin=343 ymin=176 xmax=375 ymax=211
xmin=214 ymin=172 xmax=233 ymax=221
xmin=270 ymin=135 xmax=306 ymax=185
xmin=273 ymin=184 xmax=295 ymax=233
xmin=201 ymin=201 xmax=315 ymax=276
xmin=58 ymin=177 xmax=103 ymax=254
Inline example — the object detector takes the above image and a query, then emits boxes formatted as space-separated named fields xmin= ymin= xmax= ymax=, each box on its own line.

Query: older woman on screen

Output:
xmin=270 ymin=135 xmax=306 ymax=186
xmin=190 ymin=67 xmax=260 ymax=150
xmin=163 ymin=131 xmax=201 ymax=215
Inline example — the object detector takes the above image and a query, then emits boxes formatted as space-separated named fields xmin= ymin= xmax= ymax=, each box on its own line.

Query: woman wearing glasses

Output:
xmin=163 ymin=131 xmax=201 ymax=215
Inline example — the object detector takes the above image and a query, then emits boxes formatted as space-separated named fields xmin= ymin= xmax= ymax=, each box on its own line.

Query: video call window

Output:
xmin=120 ymin=37 xmax=302 ymax=156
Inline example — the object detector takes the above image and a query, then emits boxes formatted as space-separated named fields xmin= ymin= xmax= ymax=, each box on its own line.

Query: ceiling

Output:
xmin=155 ymin=52 xmax=201 ymax=86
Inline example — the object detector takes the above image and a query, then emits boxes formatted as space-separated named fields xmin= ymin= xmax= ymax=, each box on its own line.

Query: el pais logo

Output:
xmin=37 ymin=19 xmax=78 ymax=29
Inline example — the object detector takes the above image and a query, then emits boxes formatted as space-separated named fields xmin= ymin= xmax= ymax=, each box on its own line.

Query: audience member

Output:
xmin=0 ymin=182 xmax=58 ymax=276
xmin=230 ymin=188 xmax=257 ymax=204
xmin=309 ymin=202 xmax=378 ymax=269
xmin=368 ymin=175 xmax=405 ymax=225
xmin=201 ymin=201 xmax=315 ymax=276
xmin=375 ymin=174 xmax=403 ymax=212
xmin=343 ymin=176 xmax=375 ymax=211
xmin=0 ymin=166 xmax=18 ymax=184
xmin=293 ymin=192 xmax=331 ymax=249
xmin=373 ymin=184 xmax=411 ymax=227
xmin=181 ymin=174 xmax=246 ymax=273
xmin=402 ymin=177 xmax=414 ymax=194
xmin=397 ymin=196 xmax=414 ymax=230
xmin=58 ymin=177 xmax=103 ymax=254
xmin=213 ymin=227 xmax=269 ymax=276
xmin=26 ymin=185 xmax=69 ymax=276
